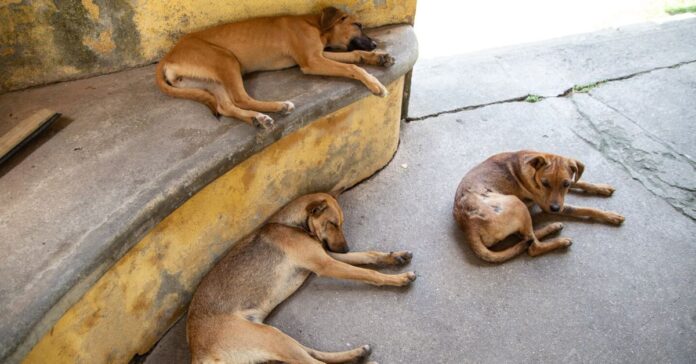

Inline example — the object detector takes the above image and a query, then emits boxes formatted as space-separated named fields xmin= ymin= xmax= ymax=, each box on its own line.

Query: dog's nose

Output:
xmin=550 ymin=204 xmax=561 ymax=212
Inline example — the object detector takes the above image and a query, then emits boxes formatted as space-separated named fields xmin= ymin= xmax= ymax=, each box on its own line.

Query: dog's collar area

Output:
xmin=302 ymin=216 xmax=313 ymax=236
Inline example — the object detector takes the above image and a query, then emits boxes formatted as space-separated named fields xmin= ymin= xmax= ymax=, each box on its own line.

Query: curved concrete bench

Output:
xmin=0 ymin=25 xmax=417 ymax=363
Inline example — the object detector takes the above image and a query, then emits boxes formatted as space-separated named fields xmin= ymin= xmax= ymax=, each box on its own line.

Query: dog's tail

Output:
xmin=464 ymin=230 xmax=528 ymax=263
xmin=155 ymin=61 xmax=219 ymax=115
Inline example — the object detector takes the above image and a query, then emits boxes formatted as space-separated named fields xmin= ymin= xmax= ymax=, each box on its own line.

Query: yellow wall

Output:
xmin=0 ymin=0 xmax=416 ymax=92
xmin=22 ymin=78 xmax=404 ymax=364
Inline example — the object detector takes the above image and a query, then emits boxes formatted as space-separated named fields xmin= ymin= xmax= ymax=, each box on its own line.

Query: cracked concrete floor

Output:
xmin=143 ymin=18 xmax=696 ymax=363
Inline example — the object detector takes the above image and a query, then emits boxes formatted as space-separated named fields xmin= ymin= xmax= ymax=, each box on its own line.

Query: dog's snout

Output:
xmin=348 ymin=36 xmax=377 ymax=51
xmin=550 ymin=204 xmax=561 ymax=212
xmin=333 ymin=244 xmax=349 ymax=253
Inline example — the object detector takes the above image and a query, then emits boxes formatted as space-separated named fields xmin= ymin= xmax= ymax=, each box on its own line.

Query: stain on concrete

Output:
xmin=155 ymin=271 xmax=185 ymax=308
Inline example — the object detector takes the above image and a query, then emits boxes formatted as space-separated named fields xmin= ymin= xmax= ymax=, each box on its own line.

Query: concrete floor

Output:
xmin=143 ymin=19 xmax=696 ymax=364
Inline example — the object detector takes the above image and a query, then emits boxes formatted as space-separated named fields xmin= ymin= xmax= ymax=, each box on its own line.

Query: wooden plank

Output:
xmin=0 ymin=109 xmax=61 ymax=165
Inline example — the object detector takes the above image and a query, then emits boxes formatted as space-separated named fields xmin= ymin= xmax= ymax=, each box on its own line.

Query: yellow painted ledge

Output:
xmin=23 ymin=77 xmax=404 ymax=364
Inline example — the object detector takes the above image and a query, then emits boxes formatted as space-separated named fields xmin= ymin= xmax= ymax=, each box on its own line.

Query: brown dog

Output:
xmin=156 ymin=7 xmax=395 ymax=129
xmin=187 ymin=193 xmax=415 ymax=363
xmin=453 ymin=151 xmax=625 ymax=263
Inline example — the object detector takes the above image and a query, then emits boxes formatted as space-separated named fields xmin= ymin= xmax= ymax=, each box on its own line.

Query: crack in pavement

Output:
xmin=587 ymin=94 xmax=696 ymax=167
xmin=404 ymin=95 xmax=529 ymax=122
xmin=405 ymin=58 xmax=696 ymax=122
xmin=568 ymin=96 xmax=696 ymax=220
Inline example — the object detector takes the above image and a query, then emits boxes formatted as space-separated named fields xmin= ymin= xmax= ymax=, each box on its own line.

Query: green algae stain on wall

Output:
xmin=0 ymin=0 xmax=143 ymax=92
xmin=48 ymin=0 xmax=100 ymax=73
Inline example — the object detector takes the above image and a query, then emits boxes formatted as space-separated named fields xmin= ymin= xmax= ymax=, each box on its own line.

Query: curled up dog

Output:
xmin=453 ymin=150 xmax=625 ymax=263
xmin=187 ymin=193 xmax=415 ymax=363
xmin=156 ymin=7 xmax=395 ymax=129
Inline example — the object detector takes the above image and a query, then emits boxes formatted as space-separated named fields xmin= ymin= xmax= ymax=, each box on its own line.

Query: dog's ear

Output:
xmin=328 ymin=187 xmax=344 ymax=198
xmin=525 ymin=154 xmax=548 ymax=170
xmin=320 ymin=6 xmax=345 ymax=32
xmin=307 ymin=199 xmax=329 ymax=217
xmin=569 ymin=159 xmax=585 ymax=182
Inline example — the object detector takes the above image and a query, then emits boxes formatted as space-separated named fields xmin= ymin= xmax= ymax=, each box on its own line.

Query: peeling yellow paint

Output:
xmin=23 ymin=77 xmax=404 ymax=364
xmin=80 ymin=0 xmax=100 ymax=21
xmin=83 ymin=30 xmax=115 ymax=55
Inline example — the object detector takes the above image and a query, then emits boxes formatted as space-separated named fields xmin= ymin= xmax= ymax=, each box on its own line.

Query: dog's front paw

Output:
xmin=397 ymin=271 xmax=417 ymax=286
xmin=365 ymin=74 xmax=388 ymax=97
xmin=558 ymin=237 xmax=573 ymax=247
xmin=378 ymin=53 xmax=395 ymax=67
xmin=386 ymin=251 xmax=412 ymax=266
xmin=376 ymin=83 xmax=388 ymax=97
xmin=252 ymin=114 xmax=275 ymax=130
xmin=280 ymin=101 xmax=295 ymax=115
xmin=594 ymin=184 xmax=616 ymax=196
xmin=359 ymin=345 xmax=372 ymax=358
xmin=601 ymin=211 xmax=625 ymax=225
xmin=370 ymin=82 xmax=388 ymax=98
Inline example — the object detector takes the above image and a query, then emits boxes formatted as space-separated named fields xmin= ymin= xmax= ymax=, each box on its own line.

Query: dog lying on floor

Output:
xmin=453 ymin=150 xmax=625 ymax=263
xmin=187 ymin=193 xmax=415 ymax=363
xmin=156 ymin=7 xmax=395 ymax=129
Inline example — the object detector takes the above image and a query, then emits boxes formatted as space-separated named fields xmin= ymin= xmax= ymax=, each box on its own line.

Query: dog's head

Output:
xmin=521 ymin=152 xmax=584 ymax=213
xmin=305 ymin=195 xmax=348 ymax=253
xmin=320 ymin=7 xmax=377 ymax=51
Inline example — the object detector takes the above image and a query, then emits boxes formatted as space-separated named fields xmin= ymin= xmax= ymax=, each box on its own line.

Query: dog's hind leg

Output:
xmin=528 ymin=236 xmax=573 ymax=257
xmin=232 ymin=307 xmax=370 ymax=362
xmin=527 ymin=220 xmax=572 ymax=257
xmin=249 ymin=322 xmax=371 ymax=363
xmin=193 ymin=39 xmax=293 ymax=116
xmin=214 ymin=55 xmax=295 ymax=115
xmin=534 ymin=222 xmax=564 ymax=240
xmin=209 ymin=83 xmax=276 ymax=129
xmin=302 ymin=344 xmax=372 ymax=363
xmin=466 ymin=230 xmax=529 ymax=263
xmin=165 ymin=37 xmax=277 ymax=128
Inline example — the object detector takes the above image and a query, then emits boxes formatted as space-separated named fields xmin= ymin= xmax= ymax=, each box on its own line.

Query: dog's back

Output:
xmin=187 ymin=224 xmax=312 ymax=360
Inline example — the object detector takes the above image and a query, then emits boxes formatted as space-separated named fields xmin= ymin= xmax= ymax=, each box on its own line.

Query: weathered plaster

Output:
xmin=0 ymin=0 xmax=415 ymax=92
